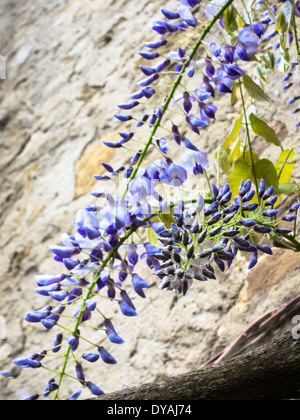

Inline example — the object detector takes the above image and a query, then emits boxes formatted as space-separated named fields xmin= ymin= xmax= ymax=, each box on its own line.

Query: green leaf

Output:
xmin=229 ymin=159 xmax=251 ymax=198
xmin=274 ymin=149 xmax=295 ymax=206
xmin=243 ymin=74 xmax=271 ymax=102
xmin=223 ymin=113 xmax=244 ymax=149
xmin=261 ymin=51 xmax=276 ymax=71
xmin=237 ymin=15 xmax=245 ymax=28
xmin=215 ymin=145 xmax=231 ymax=175
xmin=249 ymin=113 xmax=282 ymax=148
xmin=255 ymin=159 xmax=279 ymax=189
xmin=287 ymin=153 xmax=300 ymax=163
xmin=278 ymin=182 xmax=300 ymax=195
xmin=276 ymin=149 xmax=295 ymax=183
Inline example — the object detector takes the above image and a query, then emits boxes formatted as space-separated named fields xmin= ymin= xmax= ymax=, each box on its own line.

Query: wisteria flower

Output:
xmin=236 ymin=25 xmax=260 ymax=60
xmin=195 ymin=90 xmax=217 ymax=120
xmin=180 ymin=149 xmax=209 ymax=174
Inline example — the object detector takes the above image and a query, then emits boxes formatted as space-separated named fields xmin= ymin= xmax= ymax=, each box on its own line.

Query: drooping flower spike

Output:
xmin=147 ymin=179 xmax=299 ymax=296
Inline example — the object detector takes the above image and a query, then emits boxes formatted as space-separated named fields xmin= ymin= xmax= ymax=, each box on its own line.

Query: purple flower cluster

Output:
xmin=147 ymin=179 xmax=299 ymax=296
xmin=4 ymin=194 xmax=157 ymax=399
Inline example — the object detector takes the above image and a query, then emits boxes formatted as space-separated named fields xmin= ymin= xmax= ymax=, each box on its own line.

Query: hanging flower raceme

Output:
xmin=146 ymin=179 xmax=299 ymax=296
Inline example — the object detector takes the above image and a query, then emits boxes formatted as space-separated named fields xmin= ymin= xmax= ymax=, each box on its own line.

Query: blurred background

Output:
xmin=0 ymin=0 xmax=300 ymax=399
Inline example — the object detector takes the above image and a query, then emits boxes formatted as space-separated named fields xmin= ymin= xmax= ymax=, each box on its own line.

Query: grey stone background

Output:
xmin=0 ymin=0 xmax=300 ymax=400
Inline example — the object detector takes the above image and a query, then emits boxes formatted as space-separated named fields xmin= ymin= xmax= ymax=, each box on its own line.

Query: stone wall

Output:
xmin=0 ymin=0 xmax=300 ymax=400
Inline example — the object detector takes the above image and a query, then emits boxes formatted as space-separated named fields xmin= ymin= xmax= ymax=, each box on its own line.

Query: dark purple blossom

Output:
xmin=132 ymin=274 xmax=149 ymax=298
xmin=177 ymin=5 xmax=197 ymax=27
xmin=104 ymin=319 xmax=125 ymax=345
xmin=86 ymin=382 xmax=105 ymax=396
xmin=75 ymin=362 xmax=85 ymax=386
xmin=69 ymin=389 xmax=82 ymax=400
xmin=82 ymin=353 xmax=100 ymax=363
xmin=68 ymin=334 xmax=80 ymax=352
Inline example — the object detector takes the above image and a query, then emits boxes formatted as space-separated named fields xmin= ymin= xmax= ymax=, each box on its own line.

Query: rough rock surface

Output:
xmin=0 ymin=0 xmax=300 ymax=400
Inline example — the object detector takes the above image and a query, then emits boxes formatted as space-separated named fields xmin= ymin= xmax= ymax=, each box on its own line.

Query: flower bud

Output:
xmin=256 ymin=244 xmax=273 ymax=255
xmin=172 ymin=251 xmax=182 ymax=264
xmin=258 ymin=179 xmax=266 ymax=198
xmin=69 ymin=389 xmax=82 ymax=400
xmin=202 ymin=268 xmax=216 ymax=280
xmin=207 ymin=212 xmax=221 ymax=225
xmin=248 ymin=253 xmax=258 ymax=270
xmin=242 ymin=203 xmax=259 ymax=212
xmin=82 ymin=353 xmax=100 ymax=363
xmin=86 ymin=382 xmax=105 ymax=396
xmin=98 ymin=346 xmax=117 ymax=365
xmin=194 ymin=273 xmax=208 ymax=282
xmin=282 ymin=215 xmax=297 ymax=222
xmin=198 ymin=248 xmax=212 ymax=259
xmin=253 ymin=225 xmax=272 ymax=234
xmin=239 ymin=219 xmax=256 ymax=228
xmin=262 ymin=186 xmax=274 ymax=200
xmin=275 ymin=228 xmax=292 ymax=235
xmin=75 ymin=362 xmax=85 ymax=386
